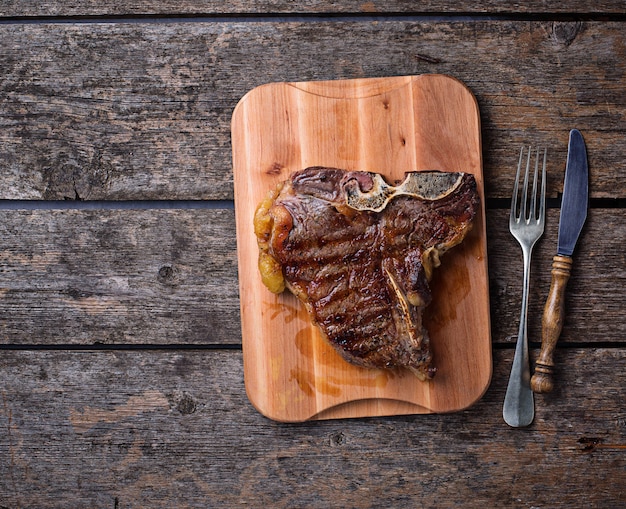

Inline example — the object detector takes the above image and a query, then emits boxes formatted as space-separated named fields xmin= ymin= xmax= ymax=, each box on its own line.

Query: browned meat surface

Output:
xmin=254 ymin=167 xmax=480 ymax=380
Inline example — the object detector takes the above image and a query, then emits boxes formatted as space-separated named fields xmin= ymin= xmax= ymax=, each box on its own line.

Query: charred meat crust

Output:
xmin=254 ymin=167 xmax=480 ymax=380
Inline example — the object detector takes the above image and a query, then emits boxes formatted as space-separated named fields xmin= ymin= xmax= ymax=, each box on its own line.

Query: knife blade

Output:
xmin=557 ymin=129 xmax=589 ymax=256
xmin=531 ymin=129 xmax=588 ymax=393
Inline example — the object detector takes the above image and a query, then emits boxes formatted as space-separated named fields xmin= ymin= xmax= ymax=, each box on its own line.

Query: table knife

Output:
xmin=531 ymin=129 xmax=588 ymax=393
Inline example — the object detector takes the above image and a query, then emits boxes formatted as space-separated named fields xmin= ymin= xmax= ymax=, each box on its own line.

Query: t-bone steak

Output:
xmin=254 ymin=167 xmax=480 ymax=380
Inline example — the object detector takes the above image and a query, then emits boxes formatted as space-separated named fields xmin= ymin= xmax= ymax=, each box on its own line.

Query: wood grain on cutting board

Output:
xmin=232 ymin=75 xmax=491 ymax=422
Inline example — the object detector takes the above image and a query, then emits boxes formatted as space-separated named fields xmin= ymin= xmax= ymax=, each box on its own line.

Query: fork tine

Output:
xmin=511 ymin=146 xmax=524 ymax=223
xmin=539 ymin=148 xmax=547 ymax=221
xmin=529 ymin=147 xmax=540 ymax=220
xmin=519 ymin=146 xmax=532 ymax=221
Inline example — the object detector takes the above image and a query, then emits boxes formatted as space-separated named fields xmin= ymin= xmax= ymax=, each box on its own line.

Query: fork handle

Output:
xmin=531 ymin=255 xmax=573 ymax=393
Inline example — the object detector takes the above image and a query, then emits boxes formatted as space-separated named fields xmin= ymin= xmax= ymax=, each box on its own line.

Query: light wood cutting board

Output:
xmin=232 ymin=74 xmax=491 ymax=422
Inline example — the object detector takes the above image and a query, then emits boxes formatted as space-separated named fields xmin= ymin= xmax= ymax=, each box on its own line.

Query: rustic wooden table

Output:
xmin=1 ymin=3 xmax=625 ymax=508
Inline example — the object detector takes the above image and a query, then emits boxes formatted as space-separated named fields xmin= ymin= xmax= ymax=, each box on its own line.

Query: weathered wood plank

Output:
xmin=0 ymin=348 xmax=624 ymax=508
xmin=0 ymin=208 xmax=623 ymax=345
xmin=1 ymin=21 xmax=624 ymax=200
xmin=2 ymin=1 xmax=626 ymax=17
xmin=0 ymin=209 xmax=241 ymax=344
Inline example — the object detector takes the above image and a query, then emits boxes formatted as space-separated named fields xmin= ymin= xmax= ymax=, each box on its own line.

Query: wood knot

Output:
xmin=330 ymin=431 xmax=346 ymax=446
xmin=157 ymin=264 xmax=179 ymax=285
xmin=578 ymin=436 xmax=604 ymax=452
xmin=176 ymin=393 xmax=197 ymax=415
xmin=41 ymin=149 xmax=116 ymax=200
xmin=551 ymin=22 xmax=583 ymax=46
xmin=266 ymin=162 xmax=284 ymax=176
xmin=158 ymin=265 xmax=173 ymax=279
xmin=66 ymin=287 xmax=93 ymax=299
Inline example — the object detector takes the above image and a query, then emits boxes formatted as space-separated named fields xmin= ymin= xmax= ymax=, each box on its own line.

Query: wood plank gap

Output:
xmin=588 ymin=197 xmax=626 ymax=208
xmin=0 ymin=200 xmax=234 ymax=211
xmin=494 ymin=341 xmax=626 ymax=350
xmin=1 ymin=13 xmax=625 ymax=25
xmin=0 ymin=343 xmax=242 ymax=351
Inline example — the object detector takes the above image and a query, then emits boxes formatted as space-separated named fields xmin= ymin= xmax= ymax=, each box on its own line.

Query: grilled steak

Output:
xmin=254 ymin=167 xmax=480 ymax=380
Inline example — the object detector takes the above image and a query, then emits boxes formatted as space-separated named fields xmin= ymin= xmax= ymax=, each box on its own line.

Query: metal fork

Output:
xmin=503 ymin=146 xmax=547 ymax=427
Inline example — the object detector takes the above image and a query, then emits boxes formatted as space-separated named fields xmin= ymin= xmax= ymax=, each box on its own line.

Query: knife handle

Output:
xmin=531 ymin=255 xmax=573 ymax=393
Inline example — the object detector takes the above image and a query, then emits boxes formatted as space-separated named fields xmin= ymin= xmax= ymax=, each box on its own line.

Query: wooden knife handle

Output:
xmin=531 ymin=255 xmax=573 ymax=393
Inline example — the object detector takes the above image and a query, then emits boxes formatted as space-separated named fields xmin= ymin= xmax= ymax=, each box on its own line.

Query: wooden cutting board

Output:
xmin=232 ymin=74 xmax=491 ymax=422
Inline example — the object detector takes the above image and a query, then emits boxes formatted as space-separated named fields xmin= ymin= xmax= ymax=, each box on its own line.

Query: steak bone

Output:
xmin=343 ymin=171 xmax=465 ymax=212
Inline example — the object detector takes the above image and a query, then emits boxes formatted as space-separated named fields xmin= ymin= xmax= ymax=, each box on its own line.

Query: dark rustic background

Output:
xmin=1 ymin=2 xmax=625 ymax=508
